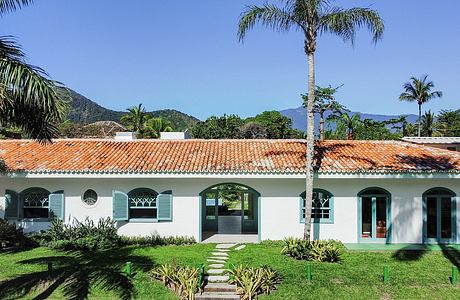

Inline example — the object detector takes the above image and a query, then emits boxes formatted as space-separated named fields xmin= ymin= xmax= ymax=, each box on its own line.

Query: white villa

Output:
xmin=1 ymin=135 xmax=459 ymax=244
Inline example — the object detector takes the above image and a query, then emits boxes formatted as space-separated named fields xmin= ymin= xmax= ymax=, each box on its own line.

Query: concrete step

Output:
xmin=208 ymin=268 xmax=226 ymax=274
xmin=206 ymin=275 xmax=229 ymax=283
xmin=214 ymin=249 xmax=231 ymax=252
xmin=216 ymin=243 xmax=237 ymax=249
xmin=208 ymin=263 xmax=225 ymax=268
xmin=203 ymin=283 xmax=237 ymax=293
xmin=209 ymin=256 xmax=228 ymax=260
xmin=212 ymin=252 xmax=229 ymax=257
xmin=195 ymin=292 xmax=239 ymax=300
xmin=207 ymin=259 xmax=227 ymax=263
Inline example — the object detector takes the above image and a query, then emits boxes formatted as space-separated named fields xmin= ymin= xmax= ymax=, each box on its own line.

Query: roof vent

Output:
xmin=160 ymin=130 xmax=191 ymax=140
xmin=114 ymin=132 xmax=137 ymax=141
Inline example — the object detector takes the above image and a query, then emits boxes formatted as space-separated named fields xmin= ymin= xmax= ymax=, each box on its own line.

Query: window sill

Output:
xmin=128 ymin=218 xmax=159 ymax=223
xmin=20 ymin=218 xmax=51 ymax=222
xmin=300 ymin=219 xmax=334 ymax=224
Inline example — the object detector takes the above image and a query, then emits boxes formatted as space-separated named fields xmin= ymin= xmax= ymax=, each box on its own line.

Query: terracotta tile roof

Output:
xmin=0 ymin=139 xmax=459 ymax=174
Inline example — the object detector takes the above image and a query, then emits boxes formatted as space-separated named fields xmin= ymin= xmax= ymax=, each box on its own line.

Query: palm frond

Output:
xmin=319 ymin=7 xmax=384 ymax=44
xmin=238 ymin=4 xmax=300 ymax=42
xmin=0 ymin=0 xmax=32 ymax=16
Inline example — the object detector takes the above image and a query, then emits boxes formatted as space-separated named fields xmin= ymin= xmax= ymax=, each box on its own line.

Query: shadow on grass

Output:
xmin=0 ymin=246 xmax=154 ymax=300
xmin=392 ymin=244 xmax=428 ymax=261
xmin=440 ymin=244 xmax=460 ymax=269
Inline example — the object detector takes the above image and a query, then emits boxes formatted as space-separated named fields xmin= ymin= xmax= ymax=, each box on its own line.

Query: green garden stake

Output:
xmin=126 ymin=261 xmax=132 ymax=278
xmin=383 ymin=265 xmax=389 ymax=285
xmin=307 ymin=264 xmax=312 ymax=281
xmin=452 ymin=266 xmax=458 ymax=287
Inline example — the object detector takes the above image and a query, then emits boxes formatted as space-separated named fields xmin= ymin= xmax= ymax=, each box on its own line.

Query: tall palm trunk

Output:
xmin=417 ymin=102 xmax=422 ymax=137
xmin=319 ymin=112 xmax=325 ymax=140
xmin=304 ymin=50 xmax=315 ymax=241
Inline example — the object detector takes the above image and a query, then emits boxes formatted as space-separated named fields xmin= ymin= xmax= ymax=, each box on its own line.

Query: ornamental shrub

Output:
xmin=120 ymin=234 xmax=196 ymax=247
xmin=151 ymin=262 xmax=200 ymax=300
xmin=228 ymin=265 xmax=282 ymax=300
xmin=281 ymin=237 xmax=344 ymax=262
xmin=30 ymin=217 xmax=120 ymax=251
xmin=0 ymin=218 xmax=36 ymax=249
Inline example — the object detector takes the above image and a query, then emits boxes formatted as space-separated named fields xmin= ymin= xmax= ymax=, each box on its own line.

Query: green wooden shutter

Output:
xmin=113 ymin=191 xmax=128 ymax=221
xmin=49 ymin=191 xmax=64 ymax=220
xmin=5 ymin=190 xmax=19 ymax=220
xmin=157 ymin=190 xmax=172 ymax=221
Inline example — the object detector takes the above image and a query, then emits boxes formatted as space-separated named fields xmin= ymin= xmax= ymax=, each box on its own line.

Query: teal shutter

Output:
xmin=157 ymin=190 xmax=172 ymax=221
xmin=5 ymin=190 xmax=19 ymax=220
xmin=17 ymin=192 xmax=24 ymax=219
xmin=113 ymin=191 xmax=128 ymax=221
xmin=49 ymin=191 xmax=65 ymax=220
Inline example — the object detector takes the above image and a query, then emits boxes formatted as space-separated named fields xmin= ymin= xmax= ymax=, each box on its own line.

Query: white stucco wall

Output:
xmin=0 ymin=176 xmax=459 ymax=244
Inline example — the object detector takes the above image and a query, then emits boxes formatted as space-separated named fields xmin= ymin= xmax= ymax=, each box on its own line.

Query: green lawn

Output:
xmin=1 ymin=243 xmax=460 ymax=299
xmin=0 ymin=244 xmax=214 ymax=299
xmin=227 ymin=242 xmax=460 ymax=299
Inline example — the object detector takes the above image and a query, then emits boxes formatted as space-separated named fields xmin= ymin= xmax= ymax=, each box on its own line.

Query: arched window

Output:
xmin=423 ymin=188 xmax=456 ymax=243
xmin=21 ymin=187 xmax=50 ymax=219
xmin=128 ymin=188 xmax=158 ymax=219
xmin=300 ymin=189 xmax=334 ymax=223
xmin=358 ymin=187 xmax=391 ymax=242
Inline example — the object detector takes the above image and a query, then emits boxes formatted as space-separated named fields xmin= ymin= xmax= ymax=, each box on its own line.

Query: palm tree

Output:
xmin=329 ymin=113 xmax=362 ymax=140
xmin=302 ymin=85 xmax=347 ymax=140
xmin=144 ymin=117 xmax=174 ymax=138
xmin=0 ymin=0 xmax=67 ymax=141
xmin=238 ymin=0 xmax=384 ymax=240
xmin=420 ymin=110 xmax=436 ymax=137
xmin=399 ymin=75 xmax=442 ymax=137
xmin=120 ymin=104 xmax=150 ymax=137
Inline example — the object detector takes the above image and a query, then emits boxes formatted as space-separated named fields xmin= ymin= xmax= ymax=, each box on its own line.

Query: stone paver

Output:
xmin=212 ymin=252 xmax=229 ymax=256
xmin=235 ymin=244 xmax=246 ymax=251
xmin=208 ymin=268 xmax=226 ymax=274
xmin=209 ymin=263 xmax=225 ymax=268
xmin=206 ymin=275 xmax=229 ymax=282
xmin=209 ymin=256 xmax=227 ymax=260
xmin=207 ymin=259 xmax=227 ymax=263
xmin=215 ymin=243 xmax=237 ymax=249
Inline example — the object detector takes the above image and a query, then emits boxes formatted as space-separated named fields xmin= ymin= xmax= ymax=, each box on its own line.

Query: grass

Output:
xmin=0 ymin=244 xmax=214 ymax=299
xmin=227 ymin=242 xmax=460 ymax=299
xmin=1 ymin=243 xmax=460 ymax=299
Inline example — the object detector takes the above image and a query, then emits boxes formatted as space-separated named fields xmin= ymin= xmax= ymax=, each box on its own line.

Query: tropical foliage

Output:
xmin=0 ymin=218 xmax=35 ymax=248
xmin=281 ymin=237 xmax=344 ymax=262
xmin=302 ymin=85 xmax=347 ymax=140
xmin=238 ymin=0 xmax=384 ymax=241
xmin=0 ymin=0 xmax=68 ymax=141
xmin=120 ymin=103 xmax=175 ymax=138
xmin=228 ymin=265 xmax=282 ymax=300
xmin=151 ymin=263 xmax=201 ymax=300
xmin=399 ymin=75 xmax=442 ymax=137
xmin=192 ymin=111 xmax=302 ymax=139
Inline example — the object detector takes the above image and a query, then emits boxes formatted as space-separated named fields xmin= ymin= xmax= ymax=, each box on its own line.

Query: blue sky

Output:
xmin=2 ymin=0 xmax=459 ymax=120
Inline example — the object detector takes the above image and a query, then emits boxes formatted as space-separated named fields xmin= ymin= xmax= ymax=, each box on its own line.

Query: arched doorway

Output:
xmin=423 ymin=188 xmax=456 ymax=244
xmin=200 ymin=183 xmax=260 ymax=241
xmin=358 ymin=187 xmax=391 ymax=243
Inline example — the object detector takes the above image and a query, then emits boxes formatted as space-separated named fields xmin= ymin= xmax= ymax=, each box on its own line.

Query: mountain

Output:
xmin=280 ymin=106 xmax=419 ymax=132
xmin=66 ymin=89 xmax=199 ymax=131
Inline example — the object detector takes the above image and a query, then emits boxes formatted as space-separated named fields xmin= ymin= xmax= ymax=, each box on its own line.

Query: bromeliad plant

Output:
xmin=151 ymin=262 xmax=201 ymax=300
xmin=228 ymin=265 xmax=282 ymax=300
xmin=281 ymin=237 xmax=344 ymax=262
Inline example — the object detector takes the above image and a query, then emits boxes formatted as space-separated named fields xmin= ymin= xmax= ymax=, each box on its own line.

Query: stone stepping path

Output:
xmin=196 ymin=243 xmax=245 ymax=299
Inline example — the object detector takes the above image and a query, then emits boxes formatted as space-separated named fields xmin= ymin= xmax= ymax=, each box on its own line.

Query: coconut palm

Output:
xmin=303 ymin=85 xmax=347 ymax=140
xmin=120 ymin=104 xmax=150 ymax=137
xmin=238 ymin=0 xmax=384 ymax=240
xmin=0 ymin=0 xmax=67 ymax=141
xmin=144 ymin=117 xmax=174 ymax=139
xmin=420 ymin=110 xmax=436 ymax=137
xmin=328 ymin=112 xmax=362 ymax=140
xmin=399 ymin=75 xmax=442 ymax=137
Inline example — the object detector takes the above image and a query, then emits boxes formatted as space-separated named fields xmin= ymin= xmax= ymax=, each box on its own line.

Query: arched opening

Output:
xmin=358 ymin=187 xmax=391 ymax=243
xmin=200 ymin=183 xmax=260 ymax=242
xmin=20 ymin=187 xmax=51 ymax=219
xmin=128 ymin=188 xmax=159 ymax=219
xmin=423 ymin=188 xmax=456 ymax=244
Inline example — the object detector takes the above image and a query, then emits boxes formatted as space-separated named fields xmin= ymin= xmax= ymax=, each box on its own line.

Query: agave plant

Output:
xmin=229 ymin=265 xmax=282 ymax=299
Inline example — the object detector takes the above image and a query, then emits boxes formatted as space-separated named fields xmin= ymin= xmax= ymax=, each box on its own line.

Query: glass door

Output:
xmin=203 ymin=192 xmax=218 ymax=232
xmin=242 ymin=192 xmax=258 ymax=233
xmin=424 ymin=194 xmax=455 ymax=243
xmin=359 ymin=189 xmax=390 ymax=243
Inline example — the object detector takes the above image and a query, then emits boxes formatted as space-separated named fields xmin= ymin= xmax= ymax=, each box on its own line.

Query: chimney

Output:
xmin=114 ymin=132 xmax=137 ymax=141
